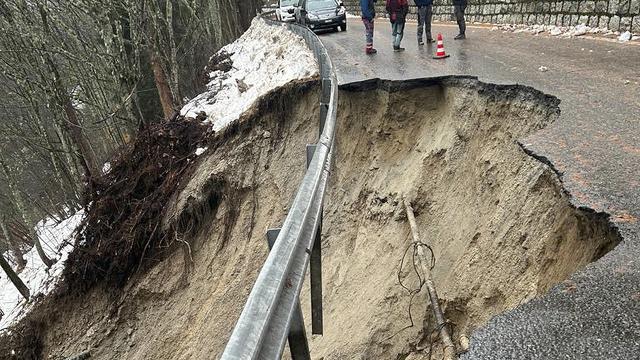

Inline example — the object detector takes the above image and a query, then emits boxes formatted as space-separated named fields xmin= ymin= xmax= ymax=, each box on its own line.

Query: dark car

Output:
xmin=294 ymin=0 xmax=347 ymax=32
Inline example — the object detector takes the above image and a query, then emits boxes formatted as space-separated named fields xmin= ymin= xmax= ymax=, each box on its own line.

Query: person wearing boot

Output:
xmin=386 ymin=0 xmax=409 ymax=51
xmin=453 ymin=0 xmax=467 ymax=39
xmin=360 ymin=0 xmax=378 ymax=54
xmin=415 ymin=0 xmax=434 ymax=45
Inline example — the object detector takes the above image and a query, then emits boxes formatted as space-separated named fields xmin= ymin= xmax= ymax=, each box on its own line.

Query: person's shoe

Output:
xmin=393 ymin=46 xmax=405 ymax=52
xmin=418 ymin=39 xmax=424 ymax=46
xmin=426 ymin=38 xmax=435 ymax=44
xmin=366 ymin=48 xmax=378 ymax=55
xmin=454 ymin=33 xmax=466 ymax=40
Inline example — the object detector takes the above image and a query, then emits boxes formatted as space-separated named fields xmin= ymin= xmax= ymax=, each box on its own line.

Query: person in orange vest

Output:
xmin=360 ymin=0 xmax=378 ymax=54
xmin=386 ymin=0 xmax=409 ymax=51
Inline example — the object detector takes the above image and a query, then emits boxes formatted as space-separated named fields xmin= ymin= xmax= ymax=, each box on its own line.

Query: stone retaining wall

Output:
xmin=343 ymin=0 xmax=639 ymax=32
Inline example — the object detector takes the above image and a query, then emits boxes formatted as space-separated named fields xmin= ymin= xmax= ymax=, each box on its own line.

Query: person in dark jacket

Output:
xmin=453 ymin=0 xmax=467 ymax=39
xmin=360 ymin=0 xmax=377 ymax=54
xmin=386 ymin=0 xmax=409 ymax=51
xmin=415 ymin=0 xmax=433 ymax=45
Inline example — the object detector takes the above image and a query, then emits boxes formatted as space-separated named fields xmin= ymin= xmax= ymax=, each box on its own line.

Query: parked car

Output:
xmin=294 ymin=0 xmax=347 ymax=32
xmin=276 ymin=0 xmax=297 ymax=22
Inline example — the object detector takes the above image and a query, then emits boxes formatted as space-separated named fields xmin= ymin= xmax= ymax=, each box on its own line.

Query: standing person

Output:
xmin=453 ymin=0 xmax=467 ymax=39
xmin=360 ymin=0 xmax=378 ymax=54
xmin=415 ymin=0 xmax=434 ymax=45
xmin=386 ymin=0 xmax=409 ymax=51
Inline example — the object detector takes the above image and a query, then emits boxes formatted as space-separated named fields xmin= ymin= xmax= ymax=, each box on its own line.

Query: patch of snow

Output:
xmin=538 ymin=66 xmax=549 ymax=72
xmin=494 ymin=22 xmax=634 ymax=43
xmin=618 ymin=31 xmax=632 ymax=42
xmin=102 ymin=162 xmax=111 ymax=174
xmin=194 ymin=147 xmax=208 ymax=156
xmin=346 ymin=12 xmax=360 ymax=19
xmin=0 ymin=210 xmax=84 ymax=330
xmin=180 ymin=17 xmax=318 ymax=132
xmin=573 ymin=24 xmax=588 ymax=36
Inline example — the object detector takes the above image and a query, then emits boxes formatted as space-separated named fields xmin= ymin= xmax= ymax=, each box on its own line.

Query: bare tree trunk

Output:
xmin=150 ymin=49 xmax=175 ymax=120
xmin=59 ymin=85 xmax=101 ymax=179
xmin=166 ymin=0 xmax=180 ymax=106
xmin=38 ymin=5 xmax=100 ymax=180
xmin=0 ymin=156 xmax=54 ymax=268
xmin=0 ymin=216 xmax=25 ymax=271
xmin=0 ymin=254 xmax=30 ymax=300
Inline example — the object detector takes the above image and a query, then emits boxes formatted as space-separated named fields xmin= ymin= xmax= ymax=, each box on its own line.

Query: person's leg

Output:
xmin=363 ymin=18 xmax=376 ymax=53
xmin=417 ymin=6 xmax=425 ymax=44
xmin=425 ymin=4 xmax=433 ymax=42
xmin=454 ymin=5 xmax=466 ymax=38
xmin=393 ymin=21 xmax=405 ymax=50
xmin=460 ymin=4 xmax=467 ymax=35
xmin=392 ymin=21 xmax=399 ymax=47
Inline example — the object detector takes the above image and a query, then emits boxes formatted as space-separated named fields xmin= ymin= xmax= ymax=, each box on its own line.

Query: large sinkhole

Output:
xmin=307 ymin=78 xmax=621 ymax=359
xmin=9 ymin=79 xmax=621 ymax=360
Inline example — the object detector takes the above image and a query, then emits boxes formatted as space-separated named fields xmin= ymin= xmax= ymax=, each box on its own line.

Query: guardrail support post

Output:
xmin=319 ymin=78 xmax=331 ymax=134
xmin=306 ymin=145 xmax=324 ymax=335
xmin=266 ymin=228 xmax=311 ymax=360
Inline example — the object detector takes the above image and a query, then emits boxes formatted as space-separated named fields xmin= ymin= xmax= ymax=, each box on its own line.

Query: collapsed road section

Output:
xmin=306 ymin=77 xmax=621 ymax=359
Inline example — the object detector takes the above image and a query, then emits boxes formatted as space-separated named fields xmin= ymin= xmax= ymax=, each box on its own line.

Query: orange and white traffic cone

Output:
xmin=433 ymin=33 xmax=450 ymax=59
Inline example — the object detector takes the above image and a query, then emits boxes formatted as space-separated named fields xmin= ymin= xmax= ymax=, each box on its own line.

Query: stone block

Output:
xmin=578 ymin=15 xmax=589 ymax=24
xmin=567 ymin=1 xmax=579 ymax=13
xmin=620 ymin=16 xmax=633 ymax=30
xmin=632 ymin=15 xmax=640 ymax=31
xmin=582 ymin=1 xmax=597 ymax=13
xmin=615 ymin=1 xmax=632 ymax=16
xmin=540 ymin=13 xmax=547 ymax=24
xmin=631 ymin=0 xmax=640 ymax=14
xmin=594 ymin=0 xmax=608 ymax=13
xmin=599 ymin=15 xmax=610 ymax=28
xmin=555 ymin=14 xmax=563 ymax=26
xmin=609 ymin=15 xmax=621 ymax=29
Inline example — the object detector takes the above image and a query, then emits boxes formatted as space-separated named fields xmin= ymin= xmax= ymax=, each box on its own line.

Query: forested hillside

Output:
xmin=0 ymin=0 xmax=260 ymax=264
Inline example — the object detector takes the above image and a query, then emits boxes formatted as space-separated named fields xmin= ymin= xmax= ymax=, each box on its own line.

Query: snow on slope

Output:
xmin=0 ymin=211 xmax=84 ymax=331
xmin=180 ymin=17 xmax=318 ymax=132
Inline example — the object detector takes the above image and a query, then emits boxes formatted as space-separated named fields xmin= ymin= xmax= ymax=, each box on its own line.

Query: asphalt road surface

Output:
xmin=319 ymin=18 xmax=640 ymax=359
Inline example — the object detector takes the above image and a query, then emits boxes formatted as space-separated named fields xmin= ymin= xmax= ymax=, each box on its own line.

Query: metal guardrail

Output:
xmin=220 ymin=19 xmax=337 ymax=360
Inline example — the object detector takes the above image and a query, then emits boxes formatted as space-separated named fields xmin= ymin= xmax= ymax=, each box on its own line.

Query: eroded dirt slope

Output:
xmin=3 ymin=78 xmax=621 ymax=360
xmin=305 ymin=78 xmax=620 ymax=359
xmin=2 ymin=82 xmax=320 ymax=360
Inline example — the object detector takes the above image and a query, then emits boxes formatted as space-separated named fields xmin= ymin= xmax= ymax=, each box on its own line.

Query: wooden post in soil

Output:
xmin=403 ymin=198 xmax=457 ymax=360
xmin=0 ymin=254 xmax=30 ymax=300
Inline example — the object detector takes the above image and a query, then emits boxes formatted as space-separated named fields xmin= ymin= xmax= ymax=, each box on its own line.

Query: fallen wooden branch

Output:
xmin=403 ymin=198 xmax=457 ymax=360
xmin=0 ymin=254 xmax=30 ymax=300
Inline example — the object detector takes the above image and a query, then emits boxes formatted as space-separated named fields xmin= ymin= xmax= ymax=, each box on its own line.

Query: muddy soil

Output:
xmin=0 ymin=82 xmax=320 ymax=360
xmin=1 ymin=78 xmax=620 ymax=360
xmin=305 ymin=78 xmax=620 ymax=359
